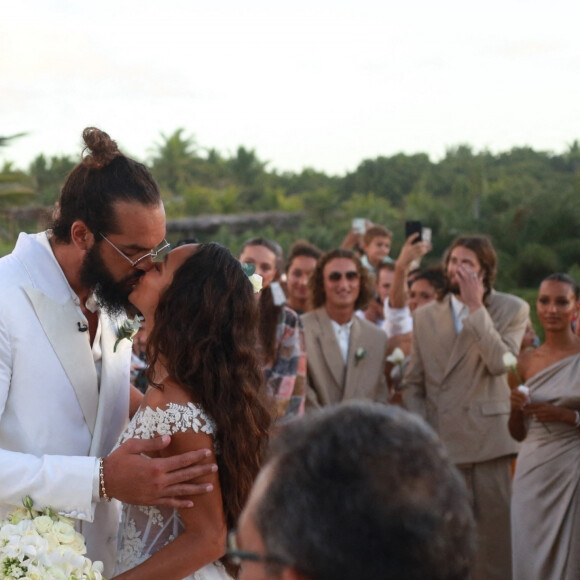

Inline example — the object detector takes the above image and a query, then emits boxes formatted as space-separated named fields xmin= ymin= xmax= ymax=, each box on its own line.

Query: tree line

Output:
xmin=1 ymin=129 xmax=580 ymax=296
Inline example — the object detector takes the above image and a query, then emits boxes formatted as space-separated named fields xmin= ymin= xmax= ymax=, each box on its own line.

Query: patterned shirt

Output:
xmin=261 ymin=306 xmax=307 ymax=424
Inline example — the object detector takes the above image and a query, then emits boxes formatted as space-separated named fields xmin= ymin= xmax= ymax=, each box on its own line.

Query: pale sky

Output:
xmin=2 ymin=0 xmax=579 ymax=175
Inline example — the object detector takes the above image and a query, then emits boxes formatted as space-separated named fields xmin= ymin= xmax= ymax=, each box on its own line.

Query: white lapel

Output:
xmin=90 ymin=312 xmax=131 ymax=456
xmin=23 ymin=285 xmax=99 ymax=434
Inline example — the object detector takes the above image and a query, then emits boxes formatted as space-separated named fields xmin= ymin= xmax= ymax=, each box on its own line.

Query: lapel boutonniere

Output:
xmin=354 ymin=347 xmax=367 ymax=366
xmin=240 ymin=262 xmax=263 ymax=293
xmin=114 ymin=315 xmax=141 ymax=353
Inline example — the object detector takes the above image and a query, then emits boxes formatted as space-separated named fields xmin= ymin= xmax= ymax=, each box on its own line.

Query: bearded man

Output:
xmin=402 ymin=235 xmax=529 ymax=580
xmin=0 ymin=128 xmax=212 ymax=576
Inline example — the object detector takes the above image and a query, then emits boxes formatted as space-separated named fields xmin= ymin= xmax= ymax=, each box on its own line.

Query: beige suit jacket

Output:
xmin=303 ymin=307 xmax=388 ymax=409
xmin=402 ymin=290 xmax=528 ymax=465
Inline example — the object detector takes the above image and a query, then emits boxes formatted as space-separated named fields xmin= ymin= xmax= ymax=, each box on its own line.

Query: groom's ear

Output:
xmin=70 ymin=220 xmax=95 ymax=251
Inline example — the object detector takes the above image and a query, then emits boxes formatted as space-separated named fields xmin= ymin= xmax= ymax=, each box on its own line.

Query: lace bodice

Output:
xmin=114 ymin=402 xmax=230 ymax=580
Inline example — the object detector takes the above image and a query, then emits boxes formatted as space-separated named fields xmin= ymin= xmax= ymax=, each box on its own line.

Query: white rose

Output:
xmin=249 ymin=273 xmax=263 ymax=293
xmin=57 ymin=545 xmax=85 ymax=570
xmin=387 ymin=347 xmax=405 ymax=365
xmin=85 ymin=560 xmax=104 ymax=580
xmin=20 ymin=534 xmax=49 ymax=559
xmin=69 ymin=532 xmax=87 ymax=554
xmin=44 ymin=530 xmax=61 ymax=551
xmin=33 ymin=515 xmax=54 ymax=535
xmin=517 ymin=384 xmax=531 ymax=403
xmin=55 ymin=515 xmax=75 ymax=527
xmin=502 ymin=351 xmax=517 ymax=369
xmin=53 ymin=521 xmax=76 ymax=545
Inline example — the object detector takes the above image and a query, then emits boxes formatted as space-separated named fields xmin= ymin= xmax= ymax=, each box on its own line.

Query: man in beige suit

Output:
xmin=402 ymin=235 xmax=528 ymax=580
xmin=303 ymin=249 xmax=388 ymax=409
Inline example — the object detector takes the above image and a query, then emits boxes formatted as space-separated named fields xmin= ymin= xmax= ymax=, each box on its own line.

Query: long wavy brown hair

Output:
xmin=146 ymin=243 xmax=271 ymax=571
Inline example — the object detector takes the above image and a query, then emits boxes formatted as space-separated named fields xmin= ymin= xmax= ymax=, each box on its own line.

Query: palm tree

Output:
xmin=149 ymin=129 xmax=198 ymax=194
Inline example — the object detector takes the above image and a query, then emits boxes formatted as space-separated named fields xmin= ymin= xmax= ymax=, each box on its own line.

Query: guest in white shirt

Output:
xmin=302 ymin=249 xmax=389 ymax=410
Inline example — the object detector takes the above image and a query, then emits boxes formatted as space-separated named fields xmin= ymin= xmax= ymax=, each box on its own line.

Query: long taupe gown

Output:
xmin=511 ymin=353 xmax=580 ymax=580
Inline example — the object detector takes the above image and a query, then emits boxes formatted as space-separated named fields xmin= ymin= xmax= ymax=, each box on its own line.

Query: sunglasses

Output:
xmin=328 ymin=271 xmax=359 ymax=282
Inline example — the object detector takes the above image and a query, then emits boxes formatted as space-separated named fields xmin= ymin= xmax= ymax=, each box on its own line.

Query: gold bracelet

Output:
xmin=99 ymin=458 xmax=111 ymax=502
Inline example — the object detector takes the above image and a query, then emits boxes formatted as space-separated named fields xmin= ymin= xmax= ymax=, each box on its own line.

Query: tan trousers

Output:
xmin=457 ymin=455 xmax=513 ymax=580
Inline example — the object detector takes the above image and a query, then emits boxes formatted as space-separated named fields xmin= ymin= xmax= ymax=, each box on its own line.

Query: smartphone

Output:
xmin=422 ymin=227 xmax=432 ymax=244
xmin=405 ymin=220 xmax=422 ymax=243
xmin=352 ymin=218 xmax=366 ymax=235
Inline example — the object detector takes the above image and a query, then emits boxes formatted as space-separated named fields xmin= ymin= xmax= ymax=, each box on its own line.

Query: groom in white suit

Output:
xmin=0 ymin=128 xmax=213 ymax=577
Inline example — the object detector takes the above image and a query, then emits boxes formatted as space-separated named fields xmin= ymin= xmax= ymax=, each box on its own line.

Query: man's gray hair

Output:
xmin=254 ymin=401 xmax=475 ymax=580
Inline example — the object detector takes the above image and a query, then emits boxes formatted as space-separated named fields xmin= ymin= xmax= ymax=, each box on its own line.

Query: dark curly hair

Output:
xmin=310 ymin=249 xmax=373 ymax=311
xmin=51 ymin=127 xmax=161 ymax=243
xmin=146 ymin=243 xmax=271 ymax=572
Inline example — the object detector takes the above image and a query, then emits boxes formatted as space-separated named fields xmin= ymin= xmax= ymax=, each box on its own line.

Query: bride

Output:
xmin=112 ymin=242 xmax=271 ymax=579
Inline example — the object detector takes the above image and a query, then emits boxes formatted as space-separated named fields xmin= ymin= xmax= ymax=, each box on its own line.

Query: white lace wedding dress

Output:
xmin=114 ymin=402 xmax=232 ymax=580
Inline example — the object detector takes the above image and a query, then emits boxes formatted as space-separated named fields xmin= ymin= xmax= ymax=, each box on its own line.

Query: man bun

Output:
xmin=81 ymin=127 xmax=122 ymax=169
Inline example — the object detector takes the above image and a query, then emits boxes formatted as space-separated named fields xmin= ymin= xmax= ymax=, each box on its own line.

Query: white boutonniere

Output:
xmin=240 ymin=262 xmax=263 ymax=294
xmin=249 ymin=273 xmax=263 ymax=293
xmin=355 ymin=347 xmax=367 ymax=366
xmin=114 ymin=315 xmax=141 ymax=352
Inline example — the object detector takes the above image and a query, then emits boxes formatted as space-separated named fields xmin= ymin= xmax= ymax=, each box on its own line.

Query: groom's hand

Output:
xmin=102 ymin=435 xmax=217 ymax=508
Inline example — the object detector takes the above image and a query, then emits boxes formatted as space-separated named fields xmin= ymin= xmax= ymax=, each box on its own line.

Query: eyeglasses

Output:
xmin=327 ymin=271 xmax=359 ymax=282
xmin=99 ymin=233 xmax=171 ymax=268
xmin=226 ymin=530 xmax=288 ymax=568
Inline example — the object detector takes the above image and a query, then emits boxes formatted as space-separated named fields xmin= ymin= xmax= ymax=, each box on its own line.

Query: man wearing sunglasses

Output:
xmin=0 ymin=128 xmax=213 ymax=577
xmin=302 ymin=249 xmax=388 ymax=409
xmin=231 ymin=401 xmax=475 ymax=580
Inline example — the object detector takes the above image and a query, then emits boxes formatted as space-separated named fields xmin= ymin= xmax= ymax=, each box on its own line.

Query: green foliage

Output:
xmin=1 ymin=128 xmax=580 ymax=303
xmin=29 ymin=154 xmax=76 ymax=205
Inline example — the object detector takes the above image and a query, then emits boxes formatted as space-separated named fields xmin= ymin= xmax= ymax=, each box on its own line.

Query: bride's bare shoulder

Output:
xmin=142 ymin=379 xmax=192 ymax=409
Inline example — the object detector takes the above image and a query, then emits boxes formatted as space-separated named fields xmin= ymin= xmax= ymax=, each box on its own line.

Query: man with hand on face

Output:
xmin=402 ymin=235 xmax=529 ymax=580
xmin=302 ymin=249 xmax=388 ymax=409
xmin=0 ymin=128 xmax=213 ymax=576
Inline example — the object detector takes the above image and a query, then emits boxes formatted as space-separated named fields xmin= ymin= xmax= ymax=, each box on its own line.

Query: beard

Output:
xmin=445 ymin=273 xmax=461 ymax=295
xmin=80 ymin=243 xmax=144 ymax=316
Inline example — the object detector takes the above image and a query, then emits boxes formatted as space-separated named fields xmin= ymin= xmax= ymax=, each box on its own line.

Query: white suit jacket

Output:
xmin=0 ymin=232 xmax=131 ymax=575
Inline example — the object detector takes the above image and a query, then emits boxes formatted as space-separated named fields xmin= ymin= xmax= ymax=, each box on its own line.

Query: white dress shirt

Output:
xmin=450 ymin=293 xmax=470 ymax=333
xmin=330 ymin=318 xmax=354 ymax=364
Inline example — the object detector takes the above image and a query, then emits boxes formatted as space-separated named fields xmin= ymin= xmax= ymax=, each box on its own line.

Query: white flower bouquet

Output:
xmin=0 ymin=497 xmax=104 ymax=580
